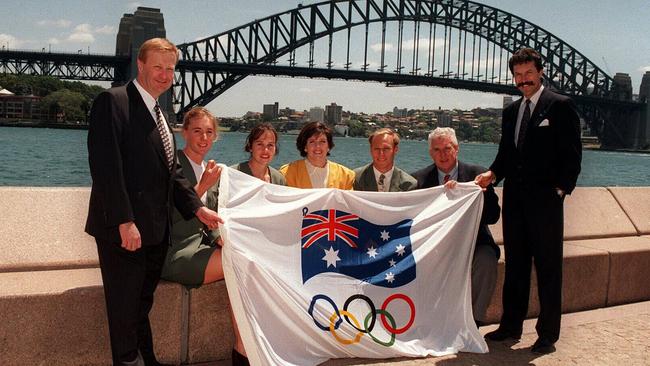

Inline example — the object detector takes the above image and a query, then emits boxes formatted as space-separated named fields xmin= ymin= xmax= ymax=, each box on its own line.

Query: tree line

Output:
xmin=0 ymin=74 xmax=105 ymax=123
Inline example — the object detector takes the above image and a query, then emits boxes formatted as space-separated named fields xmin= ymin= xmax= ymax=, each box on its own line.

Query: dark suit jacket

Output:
xmin=85 ymin=82 xmax=202 ymax=246
xmin=353 ymin=164 xmax=417 ymax=192
xmin=491 ymin=87 xmax=582 ymax=193
xmin=411 ymin=161 xmax=501 ymax=258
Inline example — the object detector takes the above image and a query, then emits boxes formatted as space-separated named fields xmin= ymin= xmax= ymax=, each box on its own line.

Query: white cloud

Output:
xmin=127 ymin=2 xmax=142 ymax=11
xmin=0 ymin=33 xmax=24 ymax=49
xmin=639 ymin=66 xmax=650 ymax=73
xmin=94 ymin=25 xmax=115 ymax=35
xmin=36 ymin=19 xmax=71 ymax=28
xmin=48 ymin=38 xmax=61 ymax=45
xmin=402 ymin=38 xmax=445 ymax=51
xmin=298 ymin=87 xmax=312 ymax=93
xmin=67 ymin=23 xmax=95 ymax=43
xmin=371 ymin=43 xmax=393 ymax=52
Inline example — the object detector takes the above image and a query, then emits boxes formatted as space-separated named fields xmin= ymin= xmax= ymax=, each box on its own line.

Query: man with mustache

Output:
xmin=475 ymin=48 xmax=582 ymax=354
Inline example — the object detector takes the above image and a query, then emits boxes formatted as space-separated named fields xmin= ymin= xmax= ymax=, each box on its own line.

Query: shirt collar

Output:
xmin=133 ymin=79 xmax=157 ymax=113
xmin=523 ymin=84 xmax=544 ymax=106
xmin=437 ymin=162 xmax=458 ymax=183
xmin=373 ymin=165 xmax=394 ymax=183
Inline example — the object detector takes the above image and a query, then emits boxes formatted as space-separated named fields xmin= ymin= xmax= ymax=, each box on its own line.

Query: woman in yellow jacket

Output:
xmin=280 ymin=121 xmax=355 ymax=189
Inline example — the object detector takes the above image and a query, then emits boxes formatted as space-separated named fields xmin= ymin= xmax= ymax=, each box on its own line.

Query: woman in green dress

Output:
xmin=161 ymin=107 xmax=249 ymax=366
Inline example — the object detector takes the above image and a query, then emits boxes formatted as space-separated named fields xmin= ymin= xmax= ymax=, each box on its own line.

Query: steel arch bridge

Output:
xmin=175 ymin=0 xmax=642 ymax=146
xmin=0 ymin=1 xmax=645 ymax=147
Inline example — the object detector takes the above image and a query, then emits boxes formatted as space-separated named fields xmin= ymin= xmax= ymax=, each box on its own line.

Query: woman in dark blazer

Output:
xmin=231 ymin=123 xmax=286 ymax=185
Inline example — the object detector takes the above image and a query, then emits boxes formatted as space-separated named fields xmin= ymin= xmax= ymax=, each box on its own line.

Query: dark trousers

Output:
xmin=499 ymin=182 xmax=564 ymax=342
xmin=96 ymin=237 xmax=169 ymax=365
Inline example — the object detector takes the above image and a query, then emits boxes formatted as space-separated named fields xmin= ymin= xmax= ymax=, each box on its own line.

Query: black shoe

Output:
xmin=231 ymin=349 xmax=250 ymax=366
xmin=531 ymin=338 xmax=556 ymax=354
xmin=484 ymin=328 xmax=522 ymax=341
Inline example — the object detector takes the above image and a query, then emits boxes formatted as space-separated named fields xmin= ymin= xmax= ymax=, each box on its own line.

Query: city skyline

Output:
xmin=1 ymin=0 xmax=648 ymax=117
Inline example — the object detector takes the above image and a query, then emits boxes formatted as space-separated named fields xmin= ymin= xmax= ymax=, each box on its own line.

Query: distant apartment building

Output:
xmin=325 ymin=102 xmax=342 ymax=125
xmin=263 ymin=102 xmax=279 ymax=119
xmin=0 ymin=87 xmax=43 ymax=120
xmin=393 ymin=106 xmax=408 ymax=118
xmin=309 ymin=106 xmax=325 ymax=122
xmin=279 ymin=106 xmax=295 ymax=117
xmin=435 ymin=109 xmax=452 ymax=127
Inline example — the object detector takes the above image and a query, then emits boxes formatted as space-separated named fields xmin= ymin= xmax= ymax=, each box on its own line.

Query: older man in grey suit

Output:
xmin=353 ymin=128 xmax=417 ymax=192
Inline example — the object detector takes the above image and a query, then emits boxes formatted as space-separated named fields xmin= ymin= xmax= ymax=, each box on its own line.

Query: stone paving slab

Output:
xmin=196 ymin=301 xmax=650 ymax=366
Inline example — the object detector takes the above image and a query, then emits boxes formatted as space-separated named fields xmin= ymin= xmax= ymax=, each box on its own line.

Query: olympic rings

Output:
xmin=381 ymin=293 xmax=416 ymax=334
xmin=365 ymin=309 xmax=396 ymax=347
xmin=329 ymin=310 xmax=363 ymax=345
xmin=343 ymin=294 xmax=376 ymax=333
xmin=308 ymin=294 xmax=342 ymax=331
xmin=309 ymin=293 xmax=415 ymax=347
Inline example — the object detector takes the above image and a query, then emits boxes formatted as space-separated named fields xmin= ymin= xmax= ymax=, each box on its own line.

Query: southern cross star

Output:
xmin=367 ymin=245 xmax=378 ymax=258
xmin=395 ymin=244 xmax=406 ymax=256
xmin=380 ymin=230 xmax=390 ymax=241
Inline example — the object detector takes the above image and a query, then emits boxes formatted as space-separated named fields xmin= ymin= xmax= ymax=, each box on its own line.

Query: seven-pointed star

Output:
xmin=395 ymin=244 xmax=406 ymax=256
xmin=385 ymin=272 xmax=395 ymax=283
xmin=388 ymin=258 xmax=397 ymax=267
xmin=367 ymin=246 xmax=378 ymax=258
xmin=380 ymin=230 xmax=390 ymax=241
xmin=322 ymin=246 xmax=341 ymax=268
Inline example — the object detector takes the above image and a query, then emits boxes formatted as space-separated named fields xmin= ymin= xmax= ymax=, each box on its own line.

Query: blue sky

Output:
xmin=2 ymin=0 xmax=648 ymax=117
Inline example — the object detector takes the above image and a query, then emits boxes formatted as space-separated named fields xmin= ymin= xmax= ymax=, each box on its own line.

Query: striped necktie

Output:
xmin=444 ymin=174 xmax=450 ymax=183
xmin=378 ymin=173 xmax=386 ymax=192
xmin=154 ymin=102 xmax=174 ymax=171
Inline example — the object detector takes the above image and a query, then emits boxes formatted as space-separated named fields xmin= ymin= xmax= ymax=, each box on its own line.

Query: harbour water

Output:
xmin=1 ymin=126 xmax=648 ymax=187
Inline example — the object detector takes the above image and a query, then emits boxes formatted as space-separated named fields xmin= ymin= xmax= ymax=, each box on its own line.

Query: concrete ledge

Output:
xmin=571 ymin=236 xmax=650 ymax=306
xmin=0 ymin=268 xmax=184 ymax=366
xmin=484 ymin=242 xmax=610 ymax=323
xmin=489 ymin=187 xmax=638 ymax=244
xmin=186 ymin=281 xmax=235 ymax=364
xmin=0 ymin=187 xmax=97 ymax=273
xmin=608 ymin=187 xmax=650 ymax=234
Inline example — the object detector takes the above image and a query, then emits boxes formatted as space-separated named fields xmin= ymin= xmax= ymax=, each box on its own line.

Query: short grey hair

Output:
xmin=428 ymin=127 xmax=458 ymax=147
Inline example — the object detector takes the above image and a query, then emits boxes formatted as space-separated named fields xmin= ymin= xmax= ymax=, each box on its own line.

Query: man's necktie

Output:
xmin=443 ymin=174 xmax=450 ymax=184
xmin=154 ymin=102 xmax=174 ymax=171
xmin=517 ymin=99 xmax=531 ymax=151
xmin=378 ymin=173 xmax=386 ymax=192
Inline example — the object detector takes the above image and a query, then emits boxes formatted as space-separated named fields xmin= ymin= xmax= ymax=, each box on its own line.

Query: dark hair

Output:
xmin=508 ymin=47 xmax=543 ymax=73
xmin=296 ymin=121 xmax=334 ymax=157
xmin=245 ymin=123 xmax=279 ymax=156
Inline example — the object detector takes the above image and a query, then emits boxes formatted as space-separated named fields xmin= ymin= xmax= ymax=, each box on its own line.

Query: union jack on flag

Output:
xmin=301 ymin=209 xmax=416 ymax=288
xmin=301 ymin=209 xmax=359 ymax=249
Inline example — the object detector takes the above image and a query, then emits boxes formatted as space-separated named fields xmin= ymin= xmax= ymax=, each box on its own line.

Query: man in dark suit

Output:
xmin=86 ymin=38 xmax=223 ymax=366
xmin=411 ymin=127 xmax=501 ymax=327
xmin=475 ymin=48 xmax=582 ymax=354
xmin=353 ymin=128 xmax=417 ymax=192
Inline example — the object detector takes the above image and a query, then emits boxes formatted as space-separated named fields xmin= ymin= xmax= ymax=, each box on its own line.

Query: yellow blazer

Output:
xmin=279 ymin=159 xmax=355 ymax=189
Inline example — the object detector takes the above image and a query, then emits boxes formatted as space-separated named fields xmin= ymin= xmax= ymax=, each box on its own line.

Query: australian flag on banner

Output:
xmin=301 ymin=209 xmax=415 ymax=288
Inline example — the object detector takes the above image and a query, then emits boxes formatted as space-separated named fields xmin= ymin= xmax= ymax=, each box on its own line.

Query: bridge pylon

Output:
xmin=115 ymin=7 xmax=174 ymax=121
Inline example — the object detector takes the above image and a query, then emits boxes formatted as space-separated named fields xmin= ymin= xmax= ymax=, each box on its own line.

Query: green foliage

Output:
xmin=0 ymin=74 xmax=105 ymax=122
xmin=347 ymin=120 xmax=366 ymax=137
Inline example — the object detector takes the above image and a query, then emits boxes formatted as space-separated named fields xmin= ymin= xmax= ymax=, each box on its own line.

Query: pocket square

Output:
xmin=538 ymin=119 xmax=550 ymax=127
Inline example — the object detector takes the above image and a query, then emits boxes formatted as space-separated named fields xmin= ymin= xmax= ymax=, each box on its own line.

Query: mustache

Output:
xmin=516 ymin=81 xmax=535 ymax=88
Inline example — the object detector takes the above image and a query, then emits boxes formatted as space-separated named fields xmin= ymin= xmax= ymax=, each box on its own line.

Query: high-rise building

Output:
xmin=393 ymin=106 xmax=408 ymax=118
xmin=325 ymin=102 xmax=342 ymax=125
xmin=309 ymin=107 xmax=325 ymax=122
xmin=263 ymin=102 xmax=279 ymax=120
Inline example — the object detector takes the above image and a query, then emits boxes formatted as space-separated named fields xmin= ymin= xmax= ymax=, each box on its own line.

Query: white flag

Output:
xmin=218 ymin=166 xmax=488 ymax=366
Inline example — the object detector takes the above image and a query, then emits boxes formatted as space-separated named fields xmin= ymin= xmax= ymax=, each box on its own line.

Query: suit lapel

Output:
xmin=361 ymin=165 xmax=378 ymax=191
xmin=529 ymin=88 xmax=552 ymax=127
xmin=127 ymin=82 xmax=170 ymax=170
xmin=388 ymin=169 xmax=401 ymax=192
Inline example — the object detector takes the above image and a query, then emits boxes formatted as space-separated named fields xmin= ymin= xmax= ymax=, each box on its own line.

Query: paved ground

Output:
xmin=199 ymin=301 xmax=650 ymax=366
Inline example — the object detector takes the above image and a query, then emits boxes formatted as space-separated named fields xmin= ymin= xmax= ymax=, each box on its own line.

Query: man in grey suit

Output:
xmin=412 ymin=127 xmax=501 ymax=328
xmin=353 ymin=128 xmax=417 ymax=192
